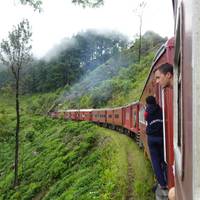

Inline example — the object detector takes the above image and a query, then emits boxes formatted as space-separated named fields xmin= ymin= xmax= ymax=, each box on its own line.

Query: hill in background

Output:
xmin=0 ymin=31 xmax=166 ymax=112
xmin=53 ymin=31 xmax=166 ymax=110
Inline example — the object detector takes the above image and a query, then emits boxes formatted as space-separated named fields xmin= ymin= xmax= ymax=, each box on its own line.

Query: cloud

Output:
xmin=0 ymin=0 xmax=174 ymax=58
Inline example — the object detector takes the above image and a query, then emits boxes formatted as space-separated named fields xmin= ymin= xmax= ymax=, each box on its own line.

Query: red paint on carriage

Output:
xmin=79 ymin=109 xmax=93 ymax=121
xmin=106 ymin=109 xmax=114 ymax=125
xmin=113 ymin=107 xmax=123 ymax=126
xmin=92 ymin=109 xmax=106 ymax=123
xmin=139 ymin=37 xmax=175 ymax=189
xmin=123 ymin=102 xmax=140 ymax=134
xmin=68 ymin=110 xmax=79 ymax=120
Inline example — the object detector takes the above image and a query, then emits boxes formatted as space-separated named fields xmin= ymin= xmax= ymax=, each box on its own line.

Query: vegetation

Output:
xmin=57 ymin=31 xmax=166 ymax=109
xmin=72 ymin=0 xmax=104 ymax=7
xmin=0 ymin=96 xmax=155 ymax=200
xmin=0 ymin=30 xmax=167 ymax=199
xmin=0 ymin=19 xmax=32 ymax=186
xmin=0 ymin=30 xmax=128 ymax=94
xmin=19 ymin=0 xmax=103 ymax=9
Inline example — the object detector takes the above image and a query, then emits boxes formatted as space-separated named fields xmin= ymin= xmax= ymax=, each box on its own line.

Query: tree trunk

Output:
xmin=138 ymin=16 xmax=142 ymax=63
xmin=14 ymin=76 xmax=20 ymax=187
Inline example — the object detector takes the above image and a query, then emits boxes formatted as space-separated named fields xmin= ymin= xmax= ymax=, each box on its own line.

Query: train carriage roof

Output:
xmin=123 ymin=101 xmax=139 ymax=108
xmin=59 ymin=109 xmax=94 ymax=112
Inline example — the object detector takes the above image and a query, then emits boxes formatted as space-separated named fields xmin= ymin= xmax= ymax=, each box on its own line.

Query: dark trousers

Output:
xmin=148 ymin=135 xmax=167 ymax=187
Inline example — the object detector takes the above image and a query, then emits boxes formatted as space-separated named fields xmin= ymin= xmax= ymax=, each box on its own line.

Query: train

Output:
xmin=172 ymin=0 xmax=200 ymax=199
xmin=49 ymin=37 xmax=175 ymax=193
xmin=50 ymin=0 xmax=200 ymax=199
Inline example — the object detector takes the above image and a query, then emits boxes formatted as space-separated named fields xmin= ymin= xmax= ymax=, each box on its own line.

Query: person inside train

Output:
xmin=154 ymin=63 xmax=175 ymax=200
xmin=144 ymin=96 xmax=167 ymax=191
xmin=154 ymin=63 xmax=173 ymax=89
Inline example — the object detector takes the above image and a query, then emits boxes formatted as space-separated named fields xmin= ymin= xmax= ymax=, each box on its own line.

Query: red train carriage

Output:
xmin=123 ymin=104 xmax=132 ymax=131
xmin=67 ymin=110 xmax=79 ymax=121
xmin=106 ymin=108 xmax=115 ymax=129
xmin=79 ymin=109 xmax=93 ymax=121
xmin=92 ymin=109 xmax=106 ymax=124
xmin=138 ymin=103 xmax=148 ymax=155
xmin=113 ymin=107 xmax=123 ymax=128
xmin=131 ymin=103 xmax=140 ymax=134
xmin=123 ymin=102 xmax=140 ymax=137
xmin=63 ymin=111 xmax=69 ymax=120
xmin=123 ymin=102 xmax=139 ymax=133
xmin=106 ymin=108 xmax=114 ymax=125
xmin=172 ymin=0 xmax=200 ymax=199
xmin=139 ymin=38 xmax=175 ymax=189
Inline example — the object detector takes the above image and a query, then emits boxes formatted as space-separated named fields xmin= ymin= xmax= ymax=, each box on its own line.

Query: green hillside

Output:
xmin=0 ymin=97 xmax=155 ymax=200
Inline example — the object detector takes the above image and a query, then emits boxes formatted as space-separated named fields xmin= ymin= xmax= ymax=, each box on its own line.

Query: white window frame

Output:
xmin=174 ymin=2 xmax=184 ymax=178
xmin=139 ymin=106 xmax=146 ymax=125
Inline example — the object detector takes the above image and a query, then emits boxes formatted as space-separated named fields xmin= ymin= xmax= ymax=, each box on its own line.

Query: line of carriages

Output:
xmin=50 ymin=102 xmax=144 ymax=148
xmin=49 ymin=37 xmax=175 ymax=191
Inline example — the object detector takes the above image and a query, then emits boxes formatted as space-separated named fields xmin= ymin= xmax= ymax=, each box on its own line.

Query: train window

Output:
xmin=139 ymin=106 xmax=146 ymax=124
xmin=115 ymin=114 xmax=119 ymax=118
xmin=108 ymin=114 xmax=112 ymax=118
xmin=126 ymin=112 xmax=129 ymax=120
xmin=174 ymin=2 xmax=184 ymax=178
xmin=133 ymin=110 xmax=137 ymax=127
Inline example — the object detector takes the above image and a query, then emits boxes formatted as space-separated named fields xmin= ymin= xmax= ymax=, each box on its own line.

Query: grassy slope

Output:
xmin=0 ymin=96 xmax=155 ymax=200
xmin=103 ymin=130 xmax=155 ymax=200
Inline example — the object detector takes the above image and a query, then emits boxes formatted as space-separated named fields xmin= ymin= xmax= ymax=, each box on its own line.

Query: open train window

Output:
xmin=133 ymin=110 xmax=137 ymax=127
xmin=174 ymin=2 xmax=184 ymax=178
xmin=139 ymin=106 xmax=146 ymax=124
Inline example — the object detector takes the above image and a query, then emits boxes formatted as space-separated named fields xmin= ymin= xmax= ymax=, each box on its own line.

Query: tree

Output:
xmin=72 ymin=0 xmax=103 ymax=7
xmin=20 ymin=0 xmax=42 ymax=11
xmin=0 ymin=19 xmax=32 ymax=187
xmin=19 ymin=0 xmax=103 ymax=9
xmin=75 ymin=30 xmax=128 ymax=72
xmin=133 ymin=1 xmax=147 ymax=63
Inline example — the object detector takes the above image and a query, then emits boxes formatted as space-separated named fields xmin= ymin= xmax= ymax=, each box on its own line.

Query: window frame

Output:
xmin=174 ymin=2 xmax=184 ymax=179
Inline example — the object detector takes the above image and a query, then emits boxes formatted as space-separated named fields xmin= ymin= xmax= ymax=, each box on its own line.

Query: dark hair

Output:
xmin=146 ymin=96 xmax=156 ymax=105
xmin=154 ymin=63 xmax=173 ymax=75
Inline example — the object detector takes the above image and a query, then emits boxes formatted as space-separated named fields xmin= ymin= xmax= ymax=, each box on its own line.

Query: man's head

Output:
xmin=154 ymin=63 xmax=173 ymax=88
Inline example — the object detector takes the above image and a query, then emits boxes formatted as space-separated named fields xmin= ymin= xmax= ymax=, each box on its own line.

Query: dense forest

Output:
xmin=0 ymin=30 xmax=165 ymax=106
xmin=0 ymin=30 xmax=128 ymax=94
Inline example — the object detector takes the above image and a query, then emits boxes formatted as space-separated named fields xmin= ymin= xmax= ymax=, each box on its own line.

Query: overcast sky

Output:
xmin=0 ymin=0 xmax=174 ymax=58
